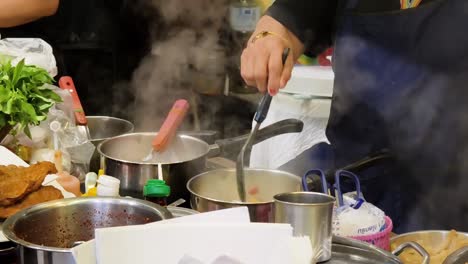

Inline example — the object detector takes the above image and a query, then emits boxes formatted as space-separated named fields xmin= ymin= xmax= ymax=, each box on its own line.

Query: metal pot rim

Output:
xmin=390 ymin=230 xmax=468 ymax=243
xmin=97 ymin=132 xmax=210 ymax=165
xmin=3 ymin=197 xmax=172 ymax=252
xmin=86 ymin=115 xmax=134 ymax=143
xmin=273 ymin=191 xmax=336 ymax=206
xmin=187 ymin=168 xmax=301 ymax=205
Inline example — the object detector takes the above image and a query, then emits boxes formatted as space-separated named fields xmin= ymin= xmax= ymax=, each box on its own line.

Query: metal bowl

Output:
xmin=87 ymin=116 xmax=134 ymax=144
xmin=391 ymin=230 xmax=468 ymax=264
xmin=86 ymin=116 xmax=134 ymax=173
xmin=3 ymin=197 xmax=172 ymax=250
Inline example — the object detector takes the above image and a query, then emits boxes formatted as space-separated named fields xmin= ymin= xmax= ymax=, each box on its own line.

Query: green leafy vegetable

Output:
xmin=0 ymin=59 xmax=61 ymax=138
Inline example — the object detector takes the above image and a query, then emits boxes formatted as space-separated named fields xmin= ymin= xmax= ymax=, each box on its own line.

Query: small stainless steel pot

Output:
xmin=98 ymin=119 xmax=303 ymax=203
xmin=87 ymin=116 xmax=134 ymax=173
xmin=187 ymin=168 xmax=302 ymax=222
xmin=3 ymin=197 xmax=171 ymax=264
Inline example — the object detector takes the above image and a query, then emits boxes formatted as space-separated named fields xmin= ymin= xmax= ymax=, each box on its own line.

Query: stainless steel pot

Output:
xmin=2 ymin=197 xmax=172 ymax=264
xmin=87 ymin=116 xmax=134 ymax=173
xmin=98 ymin=119 xmax=303 ymax=203
xmin=391 ymin=230 xmax=468 ymax=264
xmin=187 ymin=168 xmax=302 ymax=222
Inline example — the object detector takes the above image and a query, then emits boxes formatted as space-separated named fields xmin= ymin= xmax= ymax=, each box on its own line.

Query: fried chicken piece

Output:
xmin=0 ymin=161 xmax=57 ymax=206
xmin=0 ymin=186 xmax=63 ymax=218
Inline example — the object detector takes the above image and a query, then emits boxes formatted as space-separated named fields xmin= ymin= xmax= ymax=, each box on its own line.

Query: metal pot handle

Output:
xmin=302 ymin=169 xmax=329 ymax=194
xmin=208 ymin=118 xmax=304 ymax=159
xmin=392 ymin=242 xmax=430 ymax=264
xmin=443 ymin=246 xmax=468 ymax=264
xmin=324 ymin=149 xmax=392 ymax=183
xmin=333 ymin=170 xmax=363 ymax=207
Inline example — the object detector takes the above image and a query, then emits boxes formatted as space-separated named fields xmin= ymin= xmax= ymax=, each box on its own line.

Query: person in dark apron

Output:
xmin=241 ymin=0 xmax=468 ymax=233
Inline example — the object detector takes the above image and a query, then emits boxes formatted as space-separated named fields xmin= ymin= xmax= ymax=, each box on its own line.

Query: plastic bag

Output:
xmin=331 ymin=171 xmax=386 ymax=237
xmin=332 ymin=193 xmax=386 ymax=237
xmin=21 ymin=85 xmax=93 ymax=180
xmin=0 ymin=38 xmax=57 ymax=77
xmin=41 ymin=87 xmax=95 ymax=180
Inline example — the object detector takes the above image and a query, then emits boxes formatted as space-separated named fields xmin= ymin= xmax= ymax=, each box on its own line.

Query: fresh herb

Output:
xmin=0 ymin=59 xmax=61 ymax=138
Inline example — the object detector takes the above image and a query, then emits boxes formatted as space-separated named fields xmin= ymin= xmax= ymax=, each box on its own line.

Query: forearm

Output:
xmin=0 ymin=0 xmax=59 ymax=28
xmin=266 ymin=0 xmax=338 ymax=56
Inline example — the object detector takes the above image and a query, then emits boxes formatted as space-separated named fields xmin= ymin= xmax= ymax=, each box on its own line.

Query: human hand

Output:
xmin=241 ymin=16 xmax=303 ymax=95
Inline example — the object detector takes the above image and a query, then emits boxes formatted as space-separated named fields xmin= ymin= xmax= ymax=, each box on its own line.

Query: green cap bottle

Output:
xmin=143 ymin=179 xmax=171 ymax=197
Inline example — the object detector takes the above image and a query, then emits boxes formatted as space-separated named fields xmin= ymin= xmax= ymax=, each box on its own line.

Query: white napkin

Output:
xmin=72 ymin=207 xmax=251 ymax=264
xmin=250 ymin=93 xmax=331 ymax=169
xmin=94 ymin=223 xmax=295 ymax=264
xmin=249 ymin=66 xmax=334 ymax=169
xmin=72 ymin=207 xmax=313 ymax=264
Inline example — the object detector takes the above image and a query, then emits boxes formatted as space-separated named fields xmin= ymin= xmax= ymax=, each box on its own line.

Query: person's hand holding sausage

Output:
xmin=241 ymin=15 xmax=304 ymax=96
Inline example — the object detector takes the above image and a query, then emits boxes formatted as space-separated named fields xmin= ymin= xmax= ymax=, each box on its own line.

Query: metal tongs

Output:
xmin=236 ymin=48 xmax=290 ymax=202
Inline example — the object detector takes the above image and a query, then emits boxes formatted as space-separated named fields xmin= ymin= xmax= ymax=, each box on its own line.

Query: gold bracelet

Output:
xmin=251 ymin=31 xmax=290 ymax=45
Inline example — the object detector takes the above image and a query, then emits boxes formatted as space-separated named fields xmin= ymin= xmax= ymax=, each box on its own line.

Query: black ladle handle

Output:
xmin=253 ymin=48 xmax=290 ymax=123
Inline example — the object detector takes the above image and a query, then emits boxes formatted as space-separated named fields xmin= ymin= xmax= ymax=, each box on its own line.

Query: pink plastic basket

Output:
xmin=349 ymin=216 xmax=393 ymax=250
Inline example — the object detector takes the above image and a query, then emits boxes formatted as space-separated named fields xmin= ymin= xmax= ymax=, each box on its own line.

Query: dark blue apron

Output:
xmin=281 ymin=0 xmax=468 ymax=233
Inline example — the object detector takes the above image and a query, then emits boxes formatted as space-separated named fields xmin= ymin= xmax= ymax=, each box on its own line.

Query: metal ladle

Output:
xmin=236 ymin=48 xmax=290 ymax=202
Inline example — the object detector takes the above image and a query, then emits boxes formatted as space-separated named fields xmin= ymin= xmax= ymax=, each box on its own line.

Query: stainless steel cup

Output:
xmin=274 ymin=192 xmax=335 ymax=262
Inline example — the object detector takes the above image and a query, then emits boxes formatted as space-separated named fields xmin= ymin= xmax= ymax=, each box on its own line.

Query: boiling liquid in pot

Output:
xmin=190 ymin=169 xmax=302 ymax=204
xmin=100 ymin=134 xmax=209 ymax=164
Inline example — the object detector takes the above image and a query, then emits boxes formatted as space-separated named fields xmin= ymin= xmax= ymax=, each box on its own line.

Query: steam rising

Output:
xmin=131 ymin=0 xmax=229 ymax=131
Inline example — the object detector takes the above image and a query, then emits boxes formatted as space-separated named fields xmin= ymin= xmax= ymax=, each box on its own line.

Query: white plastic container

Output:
xmin=97 ymin=175 xmax=120 ymax=197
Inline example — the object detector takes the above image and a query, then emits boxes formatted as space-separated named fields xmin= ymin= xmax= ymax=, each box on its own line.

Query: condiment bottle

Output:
xmin=56 ymin=172 xmax=82 ymax=197
xmin=54 ymin=150 xmax=81 ymax=197
xmin=82 ymin=172 xmax=98 ymax=197
xmin=97 ymin=175 xmax=120 ymax=197
xmin=143 ymin=179 xmax=171 ymax=206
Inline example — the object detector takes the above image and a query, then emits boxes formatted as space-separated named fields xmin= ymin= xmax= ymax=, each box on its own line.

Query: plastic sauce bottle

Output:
xmin=143 ymin=179 xmax=171 ymax=206
xmin=57 ymin=172 xmax=82 ymax=197
xmin=97 ymin=175 xmax=121 ymax=197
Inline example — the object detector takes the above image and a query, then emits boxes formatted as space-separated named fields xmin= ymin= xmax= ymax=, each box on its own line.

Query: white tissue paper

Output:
xmin=71 ymin=207 xmax=252 ymax=264
xmin=0 ymin=38 xmax=57 ymax=77
xmin=250 ymin=66 xmax=334 ymax=169
xmin=250 ymin=93 xmax=331 ymax=169
xmin=72 ymin=207 xmax=313 ymax=264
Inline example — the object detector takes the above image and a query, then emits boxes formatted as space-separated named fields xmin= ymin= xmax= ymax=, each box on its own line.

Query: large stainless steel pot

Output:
xmin=98 ymin=119 xmax=303 ymax=203
xmin=2 ymin=197 xmax=171 ymax=264
xmin=87 ymin=116 xmax=134 ymax=173
xmin=391 ymin=230 xmax=468 ymax=264
xmin=187 ymin=168 xmax=302 ymax=222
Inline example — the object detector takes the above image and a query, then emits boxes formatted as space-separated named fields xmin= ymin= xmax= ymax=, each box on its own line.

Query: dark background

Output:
xmin=0 ymin=0 xmax=255 ymax=138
